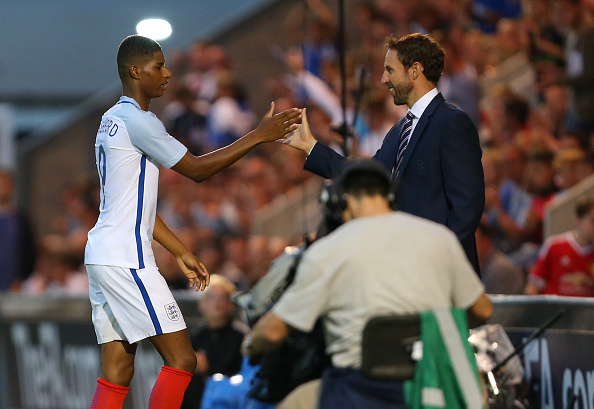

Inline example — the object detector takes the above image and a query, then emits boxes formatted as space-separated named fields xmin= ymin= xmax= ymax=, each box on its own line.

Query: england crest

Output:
xmin=164 ymin=302 xmax=180 ymax=321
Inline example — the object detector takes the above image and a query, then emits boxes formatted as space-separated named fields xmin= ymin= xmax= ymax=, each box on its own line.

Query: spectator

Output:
xmin=349 ymin=1 xmax=376 ymax=49
xmin=539 ymin=84 xmax=570 ymax=138
xmin=476 ymin=220 xmax=525 ymax=294
xmin=523 ymin=151 xmax=558 ymax=243
xmin=0 ymin=169 xmax=36 ymax=291
xmin=463 ymin=29 xmax=491 ymax=76
xmin=485 ymin=145 xmax=533 ymax=254
xmin=523 ymin=0 xmax=565 ymax=66
xmin=283 ymin=47 xmax=345 ymax=126
xmin=181 ymin=275 xmax=246 ymax=409
xmin=525 ymin=196 xmax=594 ymax=296
xmin=479 ymin=84 xmax=516 ymax=147
xmin=558 ymin=130 xmax=589 ymax=151
xmin=439 ymin=35 xmax=481 ymax=127
xmin=51 ymin=179 xmax=99 ymax=264
xmin=482 ymin=148 xmax=504 ymax=187
xmin=208 ymin=73 xmax=256 ymax=149
xmin=22 ymin=235 xmax=87 ymax=295
xmin=553 ymin=148 xmax=594 ymax=192
xmin=218 ymin=234 xmax=250 ymax=291
xmin=184 ymin=42 xmax=219 ymax=103
xmin=165 ymin=86 xmax=208 ymax=155
xmin=562 ymin=0 xmax=594 ymax=133
xmin=502 ymin=95 xmax=530 ymax=144
xmin=357 ymin=93 xmax=394 ymax=157
xmin=245 ymin=235 xmax=288 ymax=288
xmin=499 ymin=144 xmax=533 ymax=230
xmin=494 ymin=19 xmax=527 ymax=62
xmin=410 ymin=1 xmax=445 ymax=34
xmin=284 ymin=0 xmax=337 ymax=78
xmin=473 ymin=0 xmax=523 ymax=33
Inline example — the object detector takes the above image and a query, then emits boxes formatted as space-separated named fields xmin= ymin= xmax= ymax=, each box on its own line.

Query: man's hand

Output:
xmin=242 ymin=312 xmax=289 ymax=359
xmin=278 ymin=107 xmax=316 ymax=153
xmin=176 ymin=252 xmax=210 ymax=291
xmin=253 ymin=102 xmax=302 ymax=143
xmin=195 ymin=350 xmax=209 ymax=374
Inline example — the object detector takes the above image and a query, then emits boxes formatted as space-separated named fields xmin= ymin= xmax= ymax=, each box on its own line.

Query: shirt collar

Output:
xmin=409 ymin=88 xmax=439 ymax=119
xmin=117 ymin=96 xmax=142 ymax=110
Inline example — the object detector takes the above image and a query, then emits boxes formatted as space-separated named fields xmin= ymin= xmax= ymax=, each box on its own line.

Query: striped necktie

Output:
xmin=394 ymin=111 xmax=415 ymax=177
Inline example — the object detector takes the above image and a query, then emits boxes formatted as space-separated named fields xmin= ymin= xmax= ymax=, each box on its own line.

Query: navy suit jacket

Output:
xmin=304 ymin=93 xmax=485 ymax=273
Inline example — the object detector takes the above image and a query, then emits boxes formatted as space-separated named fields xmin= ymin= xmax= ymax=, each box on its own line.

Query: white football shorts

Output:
xmin=86 ymin=264 xmax=186 ymax=344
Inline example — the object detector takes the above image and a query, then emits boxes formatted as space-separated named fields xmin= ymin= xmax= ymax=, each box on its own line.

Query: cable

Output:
xmin=337 ymin=0 xmax=350 ymax=157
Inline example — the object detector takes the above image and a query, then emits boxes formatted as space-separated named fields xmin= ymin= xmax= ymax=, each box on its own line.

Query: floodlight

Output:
xmin=136 ymin=19 xmax=172 ymax=40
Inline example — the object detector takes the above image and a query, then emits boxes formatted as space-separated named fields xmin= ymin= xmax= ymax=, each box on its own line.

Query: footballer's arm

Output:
xmin=173 ymin=104 xmax=301 ymax=183
xmin=153 ymin=214 xmax=209 ymax=291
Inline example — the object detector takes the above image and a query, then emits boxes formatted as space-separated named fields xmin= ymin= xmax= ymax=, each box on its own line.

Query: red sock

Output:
xmin=148 ymin=366 xmax=193 ymax=409
xmin=90 ymin=378 xmax=129 ymax=409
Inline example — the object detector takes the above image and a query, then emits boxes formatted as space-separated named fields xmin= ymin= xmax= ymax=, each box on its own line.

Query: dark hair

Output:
xmin=343 ymin=169 xmax=390 ymax=198
xmin=575 ymin=196 xmax=594 ymax=219
xmin=321 ymin=158 xmax=395 ymax=224
xmin=117 ymin=35 xmax=162 ymax=80
xmin=385 ymin=33 xmax=445 ymax=84
xmin=504 ymin=97 xmax=530 ymax=125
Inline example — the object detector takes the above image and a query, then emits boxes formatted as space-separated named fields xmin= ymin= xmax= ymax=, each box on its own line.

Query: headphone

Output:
xmin=319 ymin=158 xmax=397 ymax=225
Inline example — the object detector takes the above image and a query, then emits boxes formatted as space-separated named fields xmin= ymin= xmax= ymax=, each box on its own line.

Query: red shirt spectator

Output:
xmin=528 ymin=232 xmax=594 ymax=296
xmin=526 ymin=197 xmax=594 ymax=296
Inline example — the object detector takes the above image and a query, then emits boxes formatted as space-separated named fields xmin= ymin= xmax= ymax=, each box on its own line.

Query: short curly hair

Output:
xmin=117 ymin=35 xmax=162 ymax=80
xmin=385 ymin=33 xmax=445 ymax=84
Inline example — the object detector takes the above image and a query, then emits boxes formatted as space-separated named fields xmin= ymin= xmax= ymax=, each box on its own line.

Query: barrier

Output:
xmin=0 ymin=293 xmax=202 ymax=409
xmin=1 ymin=294 xmax=593 ymax=409
xmin=489 ymin=295 xmax=594 ymax=409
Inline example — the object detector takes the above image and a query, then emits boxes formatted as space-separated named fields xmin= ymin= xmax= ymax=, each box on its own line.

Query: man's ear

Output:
xmin=411 ymin=62 xmax=424 ymax=80
xmin=129 ymin=64 xmax=140 ymax=80
xmin=342 ymin=194 xmax=354 ymax=222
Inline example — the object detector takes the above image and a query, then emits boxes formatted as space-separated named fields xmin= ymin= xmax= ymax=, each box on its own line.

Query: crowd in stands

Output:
xmin=3 ymin=0 xmax=594 ymax=299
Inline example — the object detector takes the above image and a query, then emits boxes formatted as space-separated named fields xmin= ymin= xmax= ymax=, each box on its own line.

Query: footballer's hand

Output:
xmin=177 ymin=252 xmax=210 ymax=291
xmin=254 ymin=102 xmax=302 ymax=143
xmin=278 ymin=108 xmax=316 ymax=153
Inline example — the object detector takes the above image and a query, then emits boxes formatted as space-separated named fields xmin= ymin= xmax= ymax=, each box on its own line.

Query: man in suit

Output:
xmin=280 ymin=33 xmax=485 ymax=273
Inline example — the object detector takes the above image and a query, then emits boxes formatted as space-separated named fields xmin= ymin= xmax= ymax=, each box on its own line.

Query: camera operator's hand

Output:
xmin=241 ymin=335 xmax=264 ymax=365
xmin=242 ymin=311 xmax=290 ymax=359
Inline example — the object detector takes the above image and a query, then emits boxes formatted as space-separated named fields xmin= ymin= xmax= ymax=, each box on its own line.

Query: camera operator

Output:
xmin=242 ymin=158 xmax=492 ymax=409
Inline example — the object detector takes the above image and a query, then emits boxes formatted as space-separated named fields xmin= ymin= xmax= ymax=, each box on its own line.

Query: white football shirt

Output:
xmin=85 ymin=96 xmax=187 ymax=269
